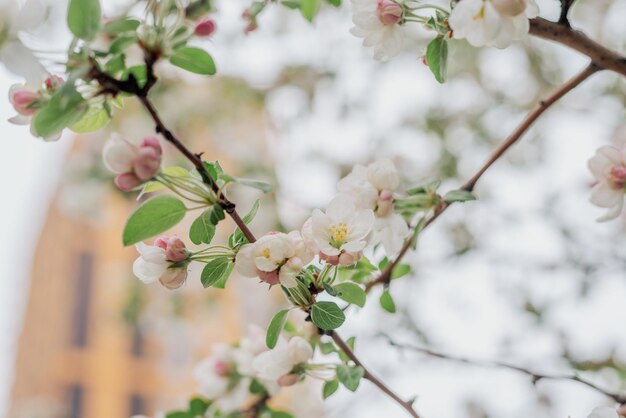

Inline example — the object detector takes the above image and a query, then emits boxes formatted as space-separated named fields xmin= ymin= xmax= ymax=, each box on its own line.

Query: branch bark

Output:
xmin=365 ymin=64 xmax=599 ymax=292
xmin=529 ymin=17 xmax=626 ymax=77
xmin=383 ymin=335 xmax=626 ymax=405
xmin=331 ymin=332 xmax=421 ymax=418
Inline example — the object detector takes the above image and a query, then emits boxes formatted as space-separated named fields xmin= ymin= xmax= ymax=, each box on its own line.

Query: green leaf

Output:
xmin=67 ymin=0 xmax=101 ymax=40
xmin=266 ymin=309 xmax=289 ymax=349
xmin=121 ymin=65 xmax=147 ymax=88
xmin=425 ymin=36 xmax=448 ymax=83
xmin=323 ymin=282 xmax=338 ymax=296
xmin=379 ymin=290 xmax=396 ymax=313
xmin=189 ymin=211 xmax=217 ymax=245
xmin=391 ymin=264 xmax=411 ymax=280
xmin=322 ymin=379 xmax=339 ymax=399
xmin=109 ymin=34 xmax=137 ymax=54
xmin=188 ymin=398 xmax=210 ymax=416
xmin=310 ymin=301 xmax=345 ymax=330
xmin=300 ymin=0 xmax=320 ymax=21
xmin=443 ymin=190 xmax=477 ymax=203
xmin=69 ymin=104 xmax=110 ymax=133
xmin=33 ymin=84 xmax=88 ymax=139
xmin=123 ymin=196 xmax=187 ymax=246
xmin=249 ymin=379 xmax=267 ymax=395
xmin=165 ymin=412 xmax=189 ymax=418
xmin=170 ymin=47 xmax=216 ymax=75
xmin=282 ymin=0 xmax=301 ymax=8
xmin=319 ymin=341 xmax=337 ymax=354
xmin=326 ymin=0 xmax=341 ymax=6
xmin=228 ymin=200 xmax=260 ymax=248
xmin=236 ymin=178 xmax=273 ymax=193
xmin=334 ymin=282 xmax=366 ymax=307
xmin=336 ymin=365 xmax=364 ymax=392
xmin=201 ymin=257 xmax=233 ymax=288
xmin=103 ymin=18 xmax=140 ymax=33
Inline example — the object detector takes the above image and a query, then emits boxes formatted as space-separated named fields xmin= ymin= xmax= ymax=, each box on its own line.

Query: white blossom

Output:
xmin=349 ymin=0 xmax=405 ymax=61
xmin=449 ymin=0 xmax=539 ymax=48
xmin=252 ymin=336 xmax=313 ymax=386
xmin=307 ymin=195 xmax=374 ymax=265
xmin=588 ymin=145 xmax=626 ymax=222
xmin=235 ymin=231 xmax=313 ymax=287
xmin=0 ymin=0 xmax=47 ymax=83
xmin=587 ymin=406 xmax=619 ymax=418
xmin=132 ymin=239 xmax=189 ymax=289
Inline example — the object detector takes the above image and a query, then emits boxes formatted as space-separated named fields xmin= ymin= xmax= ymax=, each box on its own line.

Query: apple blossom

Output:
xmin=306 ymin=195 xmax=374 ymax=265
xmin=252 ymin=336 xmax=314 ymax=386
xmin=132 ymin=237 xmax=190 ymax=289
xmin=588 ymin=406 xmax=619 ymax=418
xmin=0 ymin=0 xmax=47 ymax=83
xmin=235 ymin=231 xmax=313 ymax=287
xmin=338 ymin=159 xmax=408 ymax=255
xmin=349 ymin=0 xmax=405 ymax=61
xmin=588 ymin=145 xmax=626 ymax=222
xmin=449 ymin=0 xmax=539 ymax=49
xmin=103 ymin=134 xmax=163 ymax=192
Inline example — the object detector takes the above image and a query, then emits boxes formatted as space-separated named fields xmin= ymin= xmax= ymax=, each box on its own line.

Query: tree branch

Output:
xmin=383 ymin=335 xmax=626 ymax=405
xmin=365 ymin=64 xmax=599 ymax=292
xmin=330 ymin=332 xmax=421 ymax=418
xmin=529 ymin=17 xmax=626 ymax=77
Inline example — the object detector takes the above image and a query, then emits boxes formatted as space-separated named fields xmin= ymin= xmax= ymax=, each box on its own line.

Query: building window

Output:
xmin=129 ymin=393 xmax=146 ymax=416
xmin=67 ymin=384 xmax=84 ymax=418
xmin=131 ymin=325 xmax=145 ymax=357
xmin=71 ymin=252 xmax=93 ymax=347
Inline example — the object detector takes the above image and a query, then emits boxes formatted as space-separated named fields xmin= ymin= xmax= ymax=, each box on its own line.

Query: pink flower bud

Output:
xmin=491 ymin=0 xmax=526 ymax=16
xmin=114 ymin=172 xmax=142 ymax=192
xmin=608 ymin=165 xmax=626 ymax=190
xmin=338 ymin=251 xmax=362 ymax=266
xmin=165 ymin=237 xmax=188 ymax=262
xmin=194 ymin=18 xmax=216 ymax=37
xmin=10 ymin=88 xmax=39 ymax=116
xmin=154 ymin=236 xmax=169 ymax=250
xmin=141 ymin=136 xmax=162 ymax=156
xmin=376 ymin=189 xmax=394 ymax=216
xmin=258 ymin=270 xmax=280 ymax=285
xmin=319 ymin=252 xmax=339 ymax=266
xmin=376 ymin=0 xmax=402 ymax=25
xmin=132 ymin=146 xmax=161 ymax=181
xmin=159 ymin=268 xmax=188 ymax=290
xmin=213 ymin=360 xmax=231 ymax=377
xmin=45 ymin=75 xmax=64 ymax=91
xmin=277 ymin=374 xmax=300 ymax=387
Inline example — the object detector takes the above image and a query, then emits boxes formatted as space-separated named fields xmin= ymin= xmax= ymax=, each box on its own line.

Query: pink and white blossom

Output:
xmin=235 ymin=231 xmax=313 ymax=287
xmin=132 ymin=237 xmax=189 ymax=289
xmin=103 ymin=134 xmax=163 ymax=191
xmin=588 ymin=145 xmax=626 ymax=222
xmin=252 ymin=336 xmax=313 ymax=386
xmin=349 ymin=0 xmax=405 ymax=61
xmin=338 ymin=159 xmax=408 ymax=255
xmin=449 ymin=0 xmax=539 ymax=49
xmin=305 ymin=195 xmax=374 ymax=265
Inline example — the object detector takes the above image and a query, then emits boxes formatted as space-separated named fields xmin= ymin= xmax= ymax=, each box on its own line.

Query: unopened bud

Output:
xmin=132 ymin=146 xmax=161 ymax=180
xmin=277 ymin=374 xmax=300 ymax=387
xmin=376 ymin=0 xmax=402 ymax=25
xmin=10 ymin=87 xmax=38 ymax=116
xmin=114 ymin=172 xmax=142 ymax=192
xmin=258 ymin=270 xmax=280 ymax=285
xmin=45 ymin=75 xmax=64 ymax=91
xmin=165 ymin=237 xmax=188 ymax=262
xmin=195 ymin=18 xmax=216 ymax=37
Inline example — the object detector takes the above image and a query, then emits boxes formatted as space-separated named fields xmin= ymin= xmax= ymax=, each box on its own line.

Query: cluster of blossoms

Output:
xmin=193 ymin=327 xmax=321 ymax=413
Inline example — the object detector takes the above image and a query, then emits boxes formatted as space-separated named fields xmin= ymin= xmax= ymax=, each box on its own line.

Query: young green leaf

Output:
xmin=425 ymin=36 xmax=448 ymax=83
xmin=311 ymin=301 xmax=345 ymax=330
xmin=69 ymin=104 xmax=110 ymax=133
xmin=323 ymin=379 xmax=339 ymax=399
xmin=336 ymin=365 xmax=364 ymax=392
xmin=323 ymin=282 xmax=339 ymax=296
xmin=188 ymin=398 xmax=210 ymax=416
xmin=300 ymin=0 xmax=320 ymax=21
xmin=443 ymin=190 xmax=477 ymax=203
xmin=201 ymin=257 xmax=233 ymax=288
xmin=228 ymin=200 xmax=260 ymax=248
xmin=266 ymin=309 xmax=289 ymax=349
xmin=236 ymin=178 xmax=273 ymax=193
xmin=189 ymin=210 xmax=217 ymax=245
xmin=379 ymin=290 xmax=397 ymax=313
xmin=33 ymin=85 xmax=88 ymax=138
xmin=170 ymin=47 xmax=217 ymax=75
xmin=123 ymin=196 xmax=187 ymax=246
xmin=334 ymin=282 xmax=366 ymax=307
xmin=68 ymin=0 xmax=101 ymax=40
xmin=103 ymin=18 xmax=140 ymax=33
xmin=391 ymin=264 xmax=411 ymax=280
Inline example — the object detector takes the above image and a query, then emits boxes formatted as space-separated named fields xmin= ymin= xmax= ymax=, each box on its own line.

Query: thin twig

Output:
xmin=330 ymin=332 xmax=421 ymax=418
xmin=365 ymin=64 xmax=599 ymax=292
xmin=382 ymin=335 xmax=626 ymax=405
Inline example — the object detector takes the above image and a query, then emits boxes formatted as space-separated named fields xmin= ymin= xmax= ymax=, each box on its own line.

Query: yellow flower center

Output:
xmin=328 ymin=222 xmax=349 ymax=248
xmin=262 ymin=248 xmax=271 ymax=259
xmin=473 ymin=5 xmax=486 ymax=20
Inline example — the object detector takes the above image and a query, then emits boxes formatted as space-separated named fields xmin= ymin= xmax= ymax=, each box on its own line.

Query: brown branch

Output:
xmin=529 ymin=17 xmax=626 ymax=77
xmin=330 ymin=332 xmax=421 ymax=418
xmin=383 ymin=335 xmax=626 ymax=405
xmin=365 ymin=64 xmax=599 ymax=292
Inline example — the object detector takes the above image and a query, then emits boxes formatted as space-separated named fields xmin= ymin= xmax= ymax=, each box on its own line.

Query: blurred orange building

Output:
xmin=8 ymin=78 xmax=278 ymax=418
